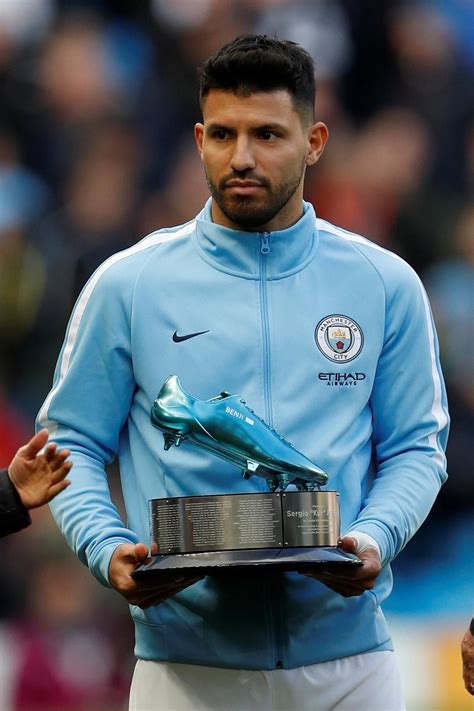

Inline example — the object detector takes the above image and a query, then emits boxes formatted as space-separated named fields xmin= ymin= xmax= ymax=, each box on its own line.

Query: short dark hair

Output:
xmin=198 ymin=35 xmax=316 ymax=124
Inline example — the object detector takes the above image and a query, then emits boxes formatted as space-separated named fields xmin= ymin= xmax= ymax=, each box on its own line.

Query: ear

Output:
xmin=194 ymin=123 xmax=204 ymax=159
xmin=306 ymin=122 xmax=329 ymax=166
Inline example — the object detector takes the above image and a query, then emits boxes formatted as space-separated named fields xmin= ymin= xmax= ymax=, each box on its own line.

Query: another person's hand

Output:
xmin=109 ymin=542 xmax=204 ymax=609
xmin=461 ymin=618 xmax=474 ymax=695
xmin=299 ymin=535 xmax=382 ymax=597
xmin=8 ymin=429 xmax=72 ymax=509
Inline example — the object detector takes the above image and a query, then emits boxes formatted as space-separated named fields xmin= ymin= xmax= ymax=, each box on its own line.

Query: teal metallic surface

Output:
xmin=151 ymin=375 xmax=328 ymax=491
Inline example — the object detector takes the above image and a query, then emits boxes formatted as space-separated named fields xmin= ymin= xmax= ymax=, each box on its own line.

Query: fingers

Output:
xmin=298 ymin=546 xmax=380 ymax=596
xmin=49 ymin=461 xmax=73 ymax=484
xmin=110 ymin=544 xmax=204 ymax=608
xmin=132 ymin=576 xmax=204 ymax=609
xmin=127 ymin=569 xmax=203 ymax=596
xmin=18 ymin=430 xmax=73 ymax=474
xmin=48 ymin=453 xmax=72 ymax=478
xmin=110 ymin=543 xmax=204 ymax=605
xmin=463 ymin=673 xmax=474 ymax=695
xmin=318 ymin=571 xmax=373 ymax=595
xmin=300 ymin=570 xmax=369 ymax=597
xmin=44 ymin=442 xmax=58 ymax=463
xmin=461 ymin=627 xmax=474 ymax=694
xmin=109 ymin=543 xmax=155 ymax=594
xmin=20 ymin=429 xmax=50 ymax=460
xmin=44 ymin=444 xmax=71 ymax=468
xmin=463 ymin=661 xmax=474 ymax=695
xmin=43 ymin=479 xmax=71 ymax=502
xmin=301 ymin=563 xmax=375 ymax=584
xmin=313 ymin=566 xmax=374 ymax=583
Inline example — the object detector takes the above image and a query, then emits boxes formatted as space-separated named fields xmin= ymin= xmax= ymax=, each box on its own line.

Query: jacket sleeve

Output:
xmin=345 ymin=262 xmax=450 ymax=566
xmin=0 ymin=469 xmax=31 ymax=538
xmin=36 ymin=259 xmax=140 ymax=586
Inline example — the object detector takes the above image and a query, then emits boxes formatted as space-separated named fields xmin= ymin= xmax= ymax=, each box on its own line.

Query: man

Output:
xmin=462 ymin=618 xmax=474 ymax=695
xmin=37 ymin=35 xmax=449 ymax=710
xmin=0 ymin=429 xmax=71 ymax=537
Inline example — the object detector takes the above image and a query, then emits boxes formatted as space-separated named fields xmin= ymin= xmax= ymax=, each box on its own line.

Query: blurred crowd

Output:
xmin=0 ymin=1 xmax=472 ymax=709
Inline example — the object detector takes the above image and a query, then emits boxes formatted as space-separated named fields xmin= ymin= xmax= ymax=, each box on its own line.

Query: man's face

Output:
xmin=195 ymin=89 xmax=327 ymax=231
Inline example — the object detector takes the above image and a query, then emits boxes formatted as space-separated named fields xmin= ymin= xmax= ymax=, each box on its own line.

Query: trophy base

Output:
xmin=132 ymin=546 xmax=362 ymax=581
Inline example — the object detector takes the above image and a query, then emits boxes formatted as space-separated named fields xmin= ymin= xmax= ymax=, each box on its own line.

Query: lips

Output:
xmin=224 ymin=180 xmax=265 ymax=195
xmin=225 ymin=180 xmax=263 ymax=188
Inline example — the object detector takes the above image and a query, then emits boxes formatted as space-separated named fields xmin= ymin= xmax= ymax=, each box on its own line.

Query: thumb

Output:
xmin=113 ymin=542 xmax=149 ymax=566
xmin=339 ymin=535 xmax=358 ymax=554
xmin=133 ymin=542 xmax=151 ymax=563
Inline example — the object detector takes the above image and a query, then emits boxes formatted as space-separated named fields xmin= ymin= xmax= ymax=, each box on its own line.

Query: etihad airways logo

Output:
xmin=318 ymin=372 xmax=366 ymax=386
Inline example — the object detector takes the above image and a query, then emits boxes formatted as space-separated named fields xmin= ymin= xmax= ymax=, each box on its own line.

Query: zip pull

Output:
xmin=260 ymin=232 xmax=270 ymax=254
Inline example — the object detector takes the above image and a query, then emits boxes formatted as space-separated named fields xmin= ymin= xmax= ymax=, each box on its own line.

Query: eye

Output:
xmin=259 ymin=130 xmax=277 ymax=141
xmin=212 ymin=129 xmax=228 ymax=140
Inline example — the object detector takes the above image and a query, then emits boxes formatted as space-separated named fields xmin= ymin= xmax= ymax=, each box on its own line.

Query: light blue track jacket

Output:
xmin=38 ymin=200 xmax=449 ymax=670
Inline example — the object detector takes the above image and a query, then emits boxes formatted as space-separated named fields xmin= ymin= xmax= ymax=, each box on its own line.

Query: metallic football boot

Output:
xmin=150 ymin=375 xmax=328 ymax=491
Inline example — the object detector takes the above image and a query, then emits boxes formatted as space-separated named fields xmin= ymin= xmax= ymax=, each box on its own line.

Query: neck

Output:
xmin=210 ymin=195 xmax=305 ymax=233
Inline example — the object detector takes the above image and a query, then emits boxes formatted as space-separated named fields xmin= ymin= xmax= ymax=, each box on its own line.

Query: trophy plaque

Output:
xmin=132 ymin=376 xmax=362 ymax=581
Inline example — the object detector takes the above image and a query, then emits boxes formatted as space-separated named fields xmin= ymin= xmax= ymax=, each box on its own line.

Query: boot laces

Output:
xmin=239 ymin=398 xmax=295 ymax=448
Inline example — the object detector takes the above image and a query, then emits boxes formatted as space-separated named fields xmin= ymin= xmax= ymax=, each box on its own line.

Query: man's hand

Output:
xmin=8 ymin=429 xmax=72 ymax=510
xmin=299 ymin=535 xmax=382 ymax=597
xmin=109 ymin=542 xmax=203 ymax=609
xmin=461 ymin=619 xmax=474 ymax=695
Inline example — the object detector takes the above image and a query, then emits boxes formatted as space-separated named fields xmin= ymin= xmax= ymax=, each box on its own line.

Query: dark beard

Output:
xmin=205 ymin=167 xmax=304 ymax=230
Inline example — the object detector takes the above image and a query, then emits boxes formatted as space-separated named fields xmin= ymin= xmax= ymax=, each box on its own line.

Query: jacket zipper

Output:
xmin=259 ymin=233 xmax=272 ymax=426
xmin=259 ymin=232 xmax=283 ymax=669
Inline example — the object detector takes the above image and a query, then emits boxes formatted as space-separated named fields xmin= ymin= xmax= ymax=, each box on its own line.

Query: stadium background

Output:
xmin=0 ymin=1 xmax=472 ymax=709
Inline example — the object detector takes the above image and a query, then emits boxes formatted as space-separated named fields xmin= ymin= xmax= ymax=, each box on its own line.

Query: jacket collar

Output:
xmin=194 ymin=198 xmax=319 ymax=279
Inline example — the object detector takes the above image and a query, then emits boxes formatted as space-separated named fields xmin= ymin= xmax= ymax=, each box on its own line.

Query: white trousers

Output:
xmin=129 ymin=650 xmax=405 ymax=711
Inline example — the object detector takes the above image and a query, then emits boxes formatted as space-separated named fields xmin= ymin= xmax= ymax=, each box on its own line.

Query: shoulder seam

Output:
xmin=38 ymin=221 xmax=196 ymax=430
xmin=317 ymin=218 xmax=448 ymax=468
xmin=316 ymin=218 xmax=413 ymax=270
xmin=316 ymin=217 xmax=393 ymax=292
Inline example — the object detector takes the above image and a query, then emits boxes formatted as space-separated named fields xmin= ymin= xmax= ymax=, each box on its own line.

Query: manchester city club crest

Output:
xmin=315 ymin=315 xmax=364 ymax=362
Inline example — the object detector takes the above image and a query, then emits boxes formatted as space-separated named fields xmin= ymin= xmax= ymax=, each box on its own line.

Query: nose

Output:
xmin=230 ymin=136 xmax=256 ymax=173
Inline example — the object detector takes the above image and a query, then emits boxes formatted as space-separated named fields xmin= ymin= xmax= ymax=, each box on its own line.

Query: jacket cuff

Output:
xmin=343 ymin=530 xmax=381 ymax=558
xmin=0 ymin=469 xmax=31 ymax=537
xmin=344 ymin=522 xmax=391 ymax=565
xmin=87 ymin=536 xmax=139 ymax=588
